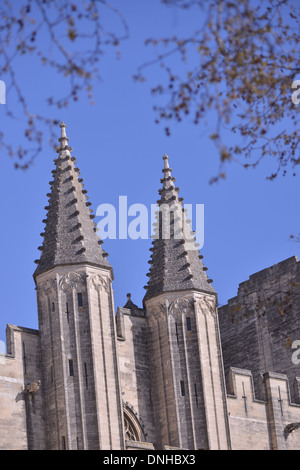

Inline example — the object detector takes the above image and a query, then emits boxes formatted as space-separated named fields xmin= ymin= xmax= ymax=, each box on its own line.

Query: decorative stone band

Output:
xmin=38 ymin=271 xmax=112 ymax=296
xmin=146 ymin=296 xmax=194 ymax=323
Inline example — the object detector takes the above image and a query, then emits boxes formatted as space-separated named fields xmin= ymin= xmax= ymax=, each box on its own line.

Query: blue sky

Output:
xmin=0 ymin=0 xmax=299 ymax=342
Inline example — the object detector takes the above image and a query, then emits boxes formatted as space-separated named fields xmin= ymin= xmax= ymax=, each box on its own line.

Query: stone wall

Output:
xmin=227 ymin=368 xmax=271 ymax=450
xmin=2 ymin=254 xmax=300 ymax=451
xmin=227 ymin=367 xmax=300 ymax=450
xmin=35 ymin=265 xmax=125 ymax=450
xmin=0 ymin=324 xmax=44 ymax=450
xmin=116 ymin=306 xmax=156 ymax=446
xmin=144 ymin=290 xmax=230 ymax=450
xmin=219 ymin=256 xmax=300 ymax=402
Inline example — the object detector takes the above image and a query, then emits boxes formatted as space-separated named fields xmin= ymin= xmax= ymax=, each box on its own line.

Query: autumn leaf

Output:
xmin=220 ymin=149 xmax=231 ymax=162
xmin=67 ymin=28 xmax=77 ymax=41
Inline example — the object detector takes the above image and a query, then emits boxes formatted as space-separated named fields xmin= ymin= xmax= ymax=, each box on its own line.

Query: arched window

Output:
xmin=123 ymin=405 xmax=144 ymax=442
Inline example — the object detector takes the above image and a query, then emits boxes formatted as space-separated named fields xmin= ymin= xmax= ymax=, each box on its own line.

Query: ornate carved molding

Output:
xmin=123 ymin=402 xmax=145 ymax=442
xmin=39 ymin=277 xmax=56 ymax=296
xmin=169 ymin=297 xmax=194 ymax=317
xmin=146 ymin=302 xmax=168 ymax=323
xmin=59 ymin=272 xmax=86 ymax=292
xmin=88 ymin=273 xmax=110 ymax=292
xmin=147 ymin=297 xmax=195 ymax=322
xmin=196 ymin=295 xmax=217 ymax=317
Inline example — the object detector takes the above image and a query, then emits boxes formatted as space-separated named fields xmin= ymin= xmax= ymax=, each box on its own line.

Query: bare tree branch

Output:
xmin=138 ymin=0 xmax=300 ymax=182
xmin=0 ymin=0 xmax=129 ymax=168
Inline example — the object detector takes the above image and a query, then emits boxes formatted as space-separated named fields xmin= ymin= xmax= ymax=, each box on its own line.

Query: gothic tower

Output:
xmin=33 ymin=123 xmax=124 ymax=450
xmin=143 ymin=155 xmax=231 ymax=450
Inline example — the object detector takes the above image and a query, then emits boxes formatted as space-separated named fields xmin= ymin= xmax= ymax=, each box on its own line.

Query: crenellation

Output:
xmin=219 ymin=256 xmax=300 ymax=404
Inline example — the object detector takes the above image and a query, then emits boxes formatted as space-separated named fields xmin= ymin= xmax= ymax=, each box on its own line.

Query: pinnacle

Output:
xmin=143 ymin=154 xmax=215 ymax=302
xmin=156 ymin=154 xmax=179 ymax=207
xmin=123 ymin=293 xmax=138 ymax=310
xmin=56 ymin=121 xmax=72 ymax=155
xmin=163 ymin=153 xmax=170 ymax=168
xmin=33 ymin=123 xmax=111 ymax=279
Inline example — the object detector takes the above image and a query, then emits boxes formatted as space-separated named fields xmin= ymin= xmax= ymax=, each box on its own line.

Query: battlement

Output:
xmin=227 ymin=367 xmax=300 ymax=450
xmin=5 ymin=324 xmax=39 ymax=358
xmin=233 ymin=255 xmax=299 ymax=299
xmin=218 ymin=255 xmax=300 ymax=327
xmin=219 ymin=255 xmax=300 ymax=407
xmin=116 ymin=306 xmax=146 ymax=341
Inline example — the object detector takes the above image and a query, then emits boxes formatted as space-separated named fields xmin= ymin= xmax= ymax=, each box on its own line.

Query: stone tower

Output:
xmin=33 ymin=123 xmax=124 ymax=450
xmin=143 ymin=155 xmax=231 ymax=450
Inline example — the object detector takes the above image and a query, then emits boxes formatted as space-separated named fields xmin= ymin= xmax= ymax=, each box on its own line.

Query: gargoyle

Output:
xmin=284 ymin=422 xmax=300 ymax=439
xmin=25 ymin=380 xmax=41 ymax=395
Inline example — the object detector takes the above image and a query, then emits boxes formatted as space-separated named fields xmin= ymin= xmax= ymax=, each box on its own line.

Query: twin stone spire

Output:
xmin=143 ymin=154 xmax=215 ymax=300
xmin=33 ymin=122 xmax=111 ymax=279
xmin=34 ymin=123 xmax=214 ymax=299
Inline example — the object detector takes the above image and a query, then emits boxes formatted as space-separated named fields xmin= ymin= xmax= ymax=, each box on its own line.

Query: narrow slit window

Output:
xmin=61 ymin=436 xmax=66 ymax=450
xmin=52 ymin=301 xmax=55 ymax=312
xmin=175 ymin=322 xmax=179 ymax=344
xmin=69 ymin=359 xmax=74 ymax=377
xmin=180 ymin=380 xmax=185 ymax=397
xmin=186 ymin=317 xmax=192 ymax=331
xmin=22 ymin=342 xmax=27 ymax=375
xmin=84 ymin=362 xmax=88 ymax=388
xmin=77 ymin=293 xmax=83 ymax=307
xmin=194 ymin=384 xmax=198 ymax=408
xmin=66 ymin=302 xmax=69 ymax=323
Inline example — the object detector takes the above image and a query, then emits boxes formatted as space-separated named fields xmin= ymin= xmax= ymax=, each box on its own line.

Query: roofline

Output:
xmin=33 ymin=261 xmax=114 ymax=283
xmin=143 ymin=286 xmax=218 ymax=308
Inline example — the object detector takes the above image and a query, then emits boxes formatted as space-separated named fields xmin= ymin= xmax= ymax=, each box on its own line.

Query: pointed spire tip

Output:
xmin=162 ymin=153 xmax=171 ymax=172
xmin=58 ymin=121 xmax=69 ymax=150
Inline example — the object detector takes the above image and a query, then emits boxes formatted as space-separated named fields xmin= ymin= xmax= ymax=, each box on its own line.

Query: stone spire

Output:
xmin=33 ymin=122 xmax=111 ymax=278
xmin=143 ymin=154 xmax=215 ymax=301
